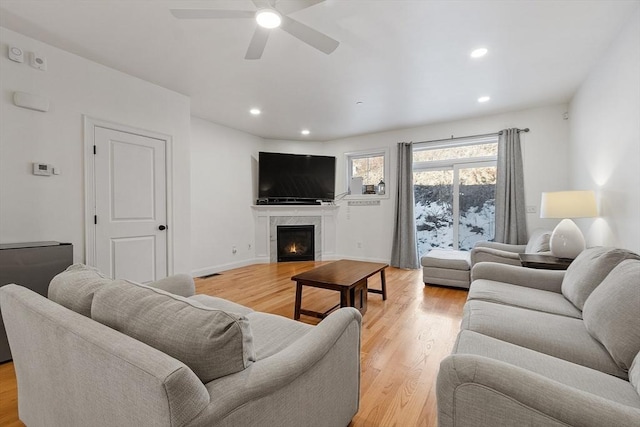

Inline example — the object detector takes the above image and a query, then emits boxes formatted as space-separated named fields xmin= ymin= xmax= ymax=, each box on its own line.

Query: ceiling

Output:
xmin=1 ymin=1 xmax=637 ymax=141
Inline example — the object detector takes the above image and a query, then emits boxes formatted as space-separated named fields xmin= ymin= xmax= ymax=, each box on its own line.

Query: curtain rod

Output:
xmin=500 ymin=128 xmax=530 ymax=135
xmin=415 ymin=128 xmax=530 ymax=145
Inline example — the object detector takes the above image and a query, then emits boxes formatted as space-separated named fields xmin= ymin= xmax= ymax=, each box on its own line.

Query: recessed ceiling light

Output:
xmin=250 ymin=108 xmax=261 ymax=115
xmin=471 ymin=48 xmax=488 ymax=58
xmin=478 ymin=96 xmax=491 ymax=103
xmin=301 ymin=129 xmax=310 ymax=135
xmin=356 ymin=101 xmax=364 ymax=105
xmin=256 ymin=9 xmax=281 ymax=29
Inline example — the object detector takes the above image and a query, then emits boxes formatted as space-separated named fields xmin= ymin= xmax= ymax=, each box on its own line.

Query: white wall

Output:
xmin=322 ymin=104 xmax=571 ymax=261
xmin=568 ymin=8 xmax=640 ymax=253
xmin=190 ymin=117 xmax=263 ymax=276
xmin=262 ymin=139 xmax=325 ymax=156
xmin=0 ymin=28 xmax=193 ymax=273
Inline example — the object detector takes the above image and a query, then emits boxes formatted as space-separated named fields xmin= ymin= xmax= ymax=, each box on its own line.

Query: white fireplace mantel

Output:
xmin=252 ymin=205 xmax=339 ymax=263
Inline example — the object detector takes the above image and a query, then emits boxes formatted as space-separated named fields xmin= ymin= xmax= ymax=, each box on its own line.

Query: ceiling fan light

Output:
xmin=256 ymin=9 xmax=281 ymax=29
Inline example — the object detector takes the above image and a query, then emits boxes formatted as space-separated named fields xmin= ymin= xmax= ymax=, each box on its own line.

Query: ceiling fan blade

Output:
xmin=275 ymin=0 xmax=325 ymax=16
xmin=170 ymin=9 xmax=255 ymax=19
xmin=252 ymin=0 xmax=272 ymax=9
xmin=245 ymin=26 xmax=270 ymax=60
xmin=280 ymin=15 xmax=339 ymax=55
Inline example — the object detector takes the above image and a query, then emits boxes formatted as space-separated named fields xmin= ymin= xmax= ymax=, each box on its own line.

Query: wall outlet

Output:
xmin=357 ymin=242 xmax=362 ymax=249
xmin=526 ymin=205 xmax=537 ymax=214
xmin=232 ymin=246 xmax=237 ymax=254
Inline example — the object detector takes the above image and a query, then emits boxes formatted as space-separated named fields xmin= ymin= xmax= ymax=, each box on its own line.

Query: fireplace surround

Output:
xmin=252 ymin=205 xmax=338 ymax=263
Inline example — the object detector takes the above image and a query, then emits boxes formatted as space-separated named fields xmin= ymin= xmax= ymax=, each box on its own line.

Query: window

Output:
xmin=345 ymin=148 xmax=389 ymax=197
xmin=413 ymin=137 xmax=498 ymax=255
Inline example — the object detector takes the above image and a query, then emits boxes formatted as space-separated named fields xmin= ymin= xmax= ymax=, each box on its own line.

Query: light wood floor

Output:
xmin=0 ymin=261 xmax=468 ymax=426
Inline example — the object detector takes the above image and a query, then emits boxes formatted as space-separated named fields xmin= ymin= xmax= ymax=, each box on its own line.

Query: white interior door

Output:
xmin=93 ymin=126 xmax=167 ymax=282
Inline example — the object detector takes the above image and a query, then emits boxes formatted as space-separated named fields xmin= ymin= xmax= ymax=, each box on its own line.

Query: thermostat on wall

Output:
xmin=33 ymin=163 xmax=53 ymax=176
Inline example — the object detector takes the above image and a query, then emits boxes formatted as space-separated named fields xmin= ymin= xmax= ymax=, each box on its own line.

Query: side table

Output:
xmin=519 ymin=253 xmax=572 ymax=270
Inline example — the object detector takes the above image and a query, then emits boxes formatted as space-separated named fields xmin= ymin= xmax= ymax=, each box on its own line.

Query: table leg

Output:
xmin=380 ymin=269 xmax=387 ymax=300
xmin=341 ymin=288 xmax=352 ymax=308
xmin=294 ymin=282 xmax=303 ymax=320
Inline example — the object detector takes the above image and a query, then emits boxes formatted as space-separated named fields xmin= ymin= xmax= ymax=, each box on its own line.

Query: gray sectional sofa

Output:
xmin=0 ymin=264 xmax=362 ymax=427
xmin=437 ymin=246 xmax=640 ymax=426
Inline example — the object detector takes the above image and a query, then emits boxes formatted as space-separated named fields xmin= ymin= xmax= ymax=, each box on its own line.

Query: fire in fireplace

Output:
xmin=277 ymin=225 xmax=315 ymax=262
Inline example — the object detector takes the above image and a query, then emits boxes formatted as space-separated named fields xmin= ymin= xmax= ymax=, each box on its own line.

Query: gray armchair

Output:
xmin=470 ymin=228 xmax=551 ymax=267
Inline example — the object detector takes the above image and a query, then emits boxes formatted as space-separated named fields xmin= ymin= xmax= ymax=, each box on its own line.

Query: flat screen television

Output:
xmin=258 ymin=152 xmax=336 ymax=204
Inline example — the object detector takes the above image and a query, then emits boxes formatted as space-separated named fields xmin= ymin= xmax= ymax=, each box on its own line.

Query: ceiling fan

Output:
xmin=170 ymin=0 xmax=339 ymax=60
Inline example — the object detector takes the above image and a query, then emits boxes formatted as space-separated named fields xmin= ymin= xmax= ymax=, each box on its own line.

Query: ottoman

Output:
xmin=421 ymin=249 xmax=471 ymax=289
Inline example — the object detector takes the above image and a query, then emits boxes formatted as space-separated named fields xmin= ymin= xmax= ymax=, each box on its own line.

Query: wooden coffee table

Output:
xmin=292 ymin=259 xmax=388 ymax=320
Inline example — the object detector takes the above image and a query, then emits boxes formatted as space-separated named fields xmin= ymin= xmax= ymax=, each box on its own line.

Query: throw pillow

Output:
xmin=91 ymin=280 xmax=255 ymax=383
xmin=525 ymin=229 xmax=551 ymax=254
xmin=48 ymin=263 xmax=113 ymax=317
xmin=583 ymin=259 xmax=640 ymax=372
xmin=561 ymin=247 xmax=640 ymax=310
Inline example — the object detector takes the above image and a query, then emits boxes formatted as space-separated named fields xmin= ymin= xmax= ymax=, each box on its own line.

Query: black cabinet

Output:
xmin=0 ymin=242 xmax=73 ymax=362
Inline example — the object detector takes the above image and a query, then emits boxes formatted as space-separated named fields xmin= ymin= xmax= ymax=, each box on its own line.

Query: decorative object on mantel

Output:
xmin=540 ymin=190 xmax=597 ymax=259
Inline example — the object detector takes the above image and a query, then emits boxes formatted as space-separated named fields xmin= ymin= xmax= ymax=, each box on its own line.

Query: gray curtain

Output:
xmin=494 ymin=128 xmax=527 ymax=244
xmin=390 ymin=142 xmax=419 ymax=269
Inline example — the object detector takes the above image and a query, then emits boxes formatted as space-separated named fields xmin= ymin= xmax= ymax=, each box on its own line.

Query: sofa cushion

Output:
xmin=246 ymin=312 xmax=312 ymax=360
xmin=583 ymin=260 xmax=640 ymax=372
xmin=525 ymin=229 xmax=551 ymax=254
xmin=92 ymin=280 xmax=255 ymax=383
xmin=454 ymin=330 xmax=640 ymax=408
xmin=421 ymin=249 xmax=470 ymax=270
xmin=461 ymin=299 xmax=625 ymax=378
xmin=467 ymin=280 xmax=582 ymax=318
xmin=190 ymin=294 xmax=254 ymax=316
xmin=562 ymin=247 xmax=640 ymax=310
xmin=48 ymin=263 xmax=113 ymax=317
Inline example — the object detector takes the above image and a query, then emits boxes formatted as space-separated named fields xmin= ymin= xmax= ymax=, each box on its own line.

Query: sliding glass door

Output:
xmin=413 ymin=138 xmax=497 ymax=256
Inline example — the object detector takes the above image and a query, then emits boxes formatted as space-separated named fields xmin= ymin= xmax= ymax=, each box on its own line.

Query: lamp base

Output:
xmin=550 ymin=218 xmax=586 ymax=259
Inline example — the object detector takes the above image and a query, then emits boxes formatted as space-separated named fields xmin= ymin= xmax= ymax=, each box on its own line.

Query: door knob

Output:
xmin=158 ymin=225 xmax=167 ymax=231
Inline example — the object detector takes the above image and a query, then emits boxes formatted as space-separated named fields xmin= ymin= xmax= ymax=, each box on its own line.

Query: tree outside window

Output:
xmin=346 ymin=149 xmax=388 ymax=196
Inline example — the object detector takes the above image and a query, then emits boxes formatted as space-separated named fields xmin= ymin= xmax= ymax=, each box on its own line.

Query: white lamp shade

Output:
xmin=540 ymin=191 xmax=597 ymax=218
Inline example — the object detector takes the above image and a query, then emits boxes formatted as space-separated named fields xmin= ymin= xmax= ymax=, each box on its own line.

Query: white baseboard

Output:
xmin=191 ymin=258 xmax=261 ymax=277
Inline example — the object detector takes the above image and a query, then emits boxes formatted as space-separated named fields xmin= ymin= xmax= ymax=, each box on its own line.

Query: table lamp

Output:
xmin=540 ymin=190 xmax=597 ymax=259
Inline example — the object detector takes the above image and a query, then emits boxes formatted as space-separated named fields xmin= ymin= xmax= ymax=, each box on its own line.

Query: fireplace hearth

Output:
xmin=277 ymin=225 xmax=315 ymax=262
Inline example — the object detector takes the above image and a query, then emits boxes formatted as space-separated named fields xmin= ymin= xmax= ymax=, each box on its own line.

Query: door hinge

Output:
xmin=93 ymin=145 xmax=96 ymax=155
xmin=94 ymin=215 xmax=97 ymax=225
